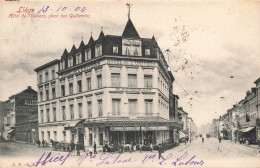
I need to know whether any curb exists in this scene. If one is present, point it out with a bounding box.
[240,144,260,150]
[178,142,190,152]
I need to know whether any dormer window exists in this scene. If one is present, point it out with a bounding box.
[145,48,150,56]
[68,56,73,68]
[76,53,82,64]
[60,60,65,70]
[113,46,118,55]
[85,49,91,61]
[122,39,142,56]
[95,44,102,57]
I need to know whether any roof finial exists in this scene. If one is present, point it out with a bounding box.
[126,3,132,19]
[81,32,83,41]
[101,26,103,31]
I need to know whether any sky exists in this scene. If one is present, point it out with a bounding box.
[0,0,260,127]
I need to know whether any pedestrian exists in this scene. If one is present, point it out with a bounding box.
[218,136,221,143]
[89,146,93,159]
[70,140,75,156]
[37,140,41,148]
[158,144,164,160]
[94,142,97,154]
[202,137,204,143]
[76,141,80,156]
[150,143,153,152]
[42,139,45,147]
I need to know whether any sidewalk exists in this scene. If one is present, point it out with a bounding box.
[223,139,260,149]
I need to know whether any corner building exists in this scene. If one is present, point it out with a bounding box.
[35,18,181,150]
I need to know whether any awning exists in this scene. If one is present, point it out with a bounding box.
[64,119,85,128]
[7,129,14,133]
[241,126,255,133]
[179,131,187,138]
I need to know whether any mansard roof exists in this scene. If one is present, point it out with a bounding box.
[122,19,140,38]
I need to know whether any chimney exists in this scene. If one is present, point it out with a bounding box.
[27,86,32,89]
[246,90,250,97]
[251,87,256,94]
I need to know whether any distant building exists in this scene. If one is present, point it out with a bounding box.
[212,119,220,138]
[178,107,188,132]
[0,101,10,138]
[212,77,260,144]
[3,86,38,143]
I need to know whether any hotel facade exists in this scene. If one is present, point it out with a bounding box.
[34,18,182,150]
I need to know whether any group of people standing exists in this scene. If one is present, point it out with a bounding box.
[36,139,46,147]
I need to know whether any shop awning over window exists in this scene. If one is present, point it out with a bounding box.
[64,119,85,128]
[241,126,255,133]
[179,131,187,138]
[7,129,14,133]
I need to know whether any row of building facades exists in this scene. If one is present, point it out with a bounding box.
[211,77,260,144]
[0,17,197,150]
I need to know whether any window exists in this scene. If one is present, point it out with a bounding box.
[85,49,91,61]
[89,133,92,146]
[98,100,103,116]
[112,99,120,115]
[39,74,42,83]
[47,131,50,142]
[145,48,150,56]
[52,87,56,99]
[69,83,73,95]
[128,74,137,88]
[60,60,65,70]
[87,78,91,91]
[144,75,153,88]
[128,99,137,115]
[145,100,153,114]
[78,103,82,118]
[76,53,82,64]
[95,44,102,57]
[113,46,118,54]
[45,72,49,81]
[63,132,66,142]
[111,73,120,87]
[40,91,43,101]
[87,102,92,118]
[77,80,82,93]
[97,75,102,88]
[52,69,55,80]
[61,85,65,96]
[53,107,56,121]
[46,108,50,122]
[53,131,57,141]
[70,104,74,119]
[46,89,49,101]
[40,110,44,122]
[122,39,141,56]
[62,106,66,120]
[68,56,73,67]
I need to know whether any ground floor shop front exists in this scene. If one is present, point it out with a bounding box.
[38,119,182,152]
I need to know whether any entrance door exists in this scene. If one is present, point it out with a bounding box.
[78,129,84,149]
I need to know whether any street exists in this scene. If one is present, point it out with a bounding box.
[0,138,259,168]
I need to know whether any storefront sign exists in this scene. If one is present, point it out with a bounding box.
[115,87,152,92]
